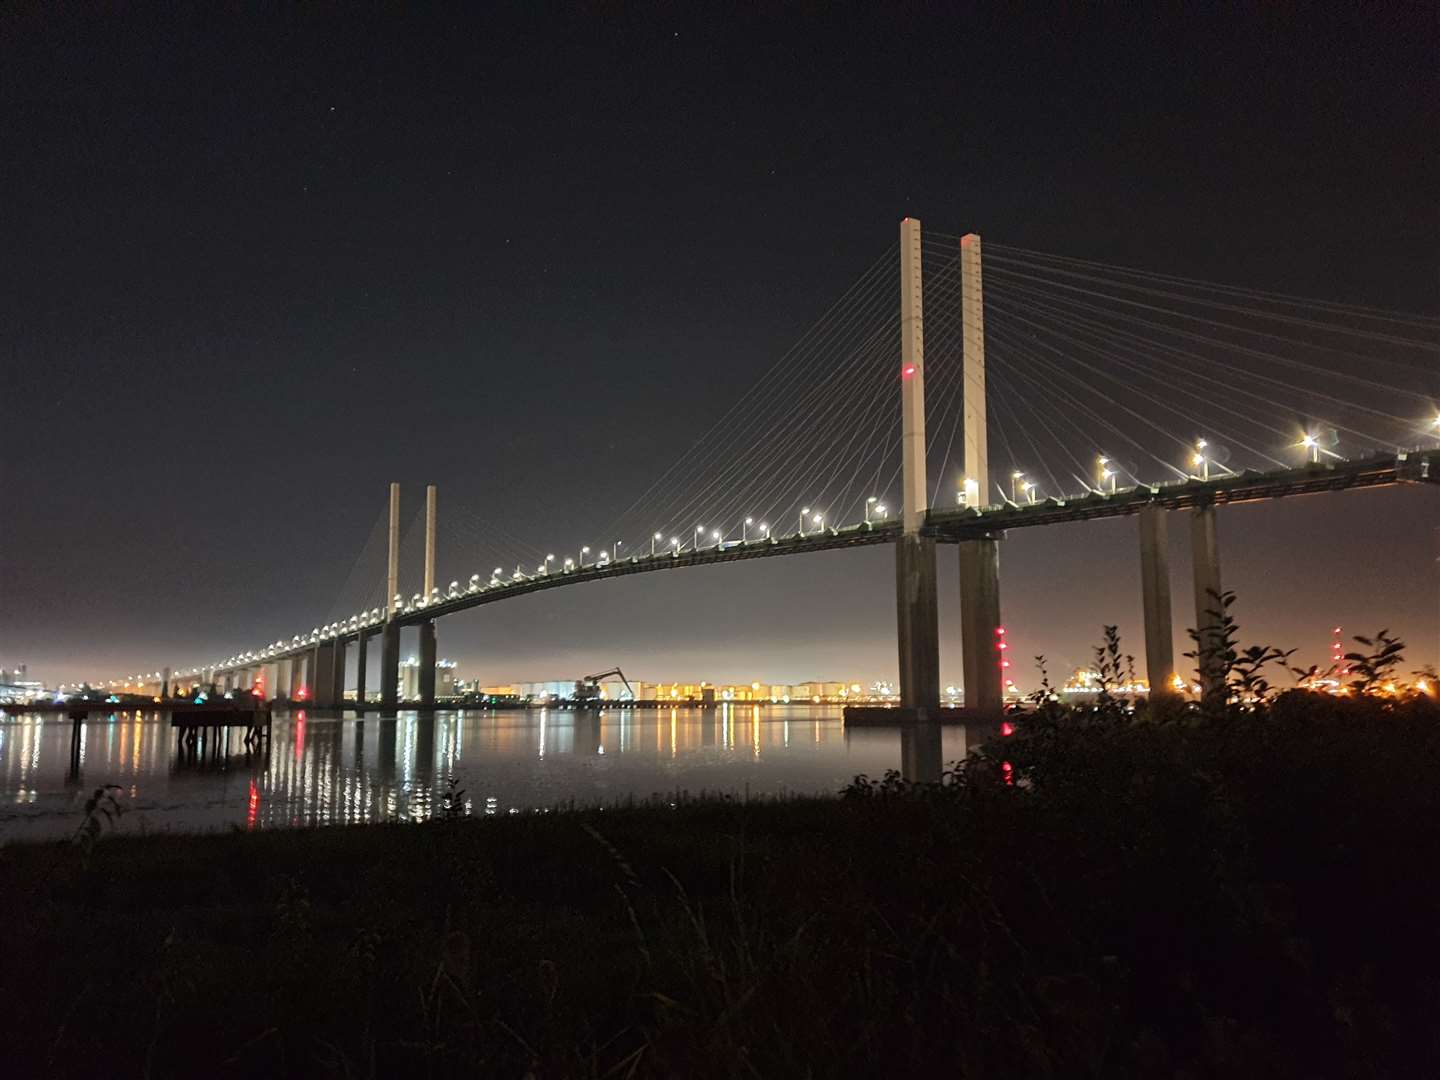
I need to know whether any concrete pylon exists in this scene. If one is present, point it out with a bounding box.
[380,623,400,712]
[418,621,437,708]
[387,482,401,618]
[1138,505,1176,700]
[288,656,305,700]
[311,642,337,708]
[424,485,437,602]
[957,231,1001,714]
[331,638,348,707]
[354,631,369,708]
[894,217,940,716]
[1191,505,1225,704]
[162,666,171,699]
[958,535,1003,713]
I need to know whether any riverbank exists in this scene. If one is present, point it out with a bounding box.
[4,695,1437,1077]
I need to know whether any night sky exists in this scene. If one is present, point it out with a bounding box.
[3,6,1437,689]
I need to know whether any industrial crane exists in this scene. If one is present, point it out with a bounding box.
[574,667,635,706]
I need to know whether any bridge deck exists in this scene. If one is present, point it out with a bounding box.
[204,449,1435,672]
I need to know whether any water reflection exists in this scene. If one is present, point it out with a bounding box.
[0,706,990,842]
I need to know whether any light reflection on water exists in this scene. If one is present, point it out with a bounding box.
[0,706,980,843]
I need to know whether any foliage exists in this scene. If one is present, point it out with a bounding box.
[1184,589,1296,711]
[1345,629,1407,695]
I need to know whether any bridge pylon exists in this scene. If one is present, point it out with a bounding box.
[381,482,402,712]
[895,217,941,716]
[957,232,1003,714]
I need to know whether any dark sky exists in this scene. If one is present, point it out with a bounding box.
[3,5,1437,688]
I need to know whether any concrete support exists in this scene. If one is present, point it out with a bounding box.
[896,536,941,714]
[960,233,988,507]
[418,621,437,708]
[899,722,944,784]
[959,536,1003,714]
[387,482,401,617]
[1138,505,1176,700]
[288,656,305,700]
[1190,505,1226,704]
[895,217,940,715]
[162,666,171,699]
[311,642,338,708]
[331,638,348,707]
[424,484,437,602]
[380,622,400,711]
[354,631,369,707]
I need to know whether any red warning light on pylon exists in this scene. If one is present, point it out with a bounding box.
[902,363,917,379]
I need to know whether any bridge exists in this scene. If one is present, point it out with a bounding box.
[102,221,1439,717]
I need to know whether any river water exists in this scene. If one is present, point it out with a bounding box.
[0,706,984,843]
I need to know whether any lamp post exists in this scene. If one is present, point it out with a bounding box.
[1023,480,1036,504]
[1011,471,1024,502]
[1192,438,1210,481]
[652,532,662,557]
[694,525,704,551]
[800,507,809,537]
[579,545,590,567]
[865,496,877,525]
[759,522,770,541]
[743,516,753,542]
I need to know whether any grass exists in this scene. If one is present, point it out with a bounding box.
[3,692,1439,1077]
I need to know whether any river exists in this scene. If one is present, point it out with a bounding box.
[0,706,985,843]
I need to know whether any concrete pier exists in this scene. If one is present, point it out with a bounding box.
[311,642,338,708]
[330,638,348,707]
[958,536,1003,714]
[289,656,305,700]
[354,631,368,708]
[418,621,437,707]
[895,535,941,714]
[1138,505,1176,700]
[380,623,400,711]
[1190,504,1225,703]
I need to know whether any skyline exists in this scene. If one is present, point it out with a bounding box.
[3,6,1437,687]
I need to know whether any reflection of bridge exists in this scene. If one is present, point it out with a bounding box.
[127,221,1435,716]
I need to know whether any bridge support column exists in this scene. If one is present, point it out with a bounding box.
[959,536,1003,714]
[418,621,437,708]
[1190,505,1225,705]
[332,638,348,707]
[288,656,304,701]
[354,631,369,708]
[1138,505,1176,702]
[162,666,171,699]
[896,537,940,715]
[381,622,400,713]
[310,643,338,708]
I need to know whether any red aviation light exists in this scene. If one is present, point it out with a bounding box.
[902,363,917,379]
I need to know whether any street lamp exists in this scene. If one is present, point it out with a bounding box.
[670,536,681,556]
[743,516,753,542]
[1011,471,1025,502]
[694,525,704,550]
[800,507,810,536]
[875,503,887,518]
[611,540,622,562]
[564,557,575,571]
[759,522,770,541]
[652,531,662,557]
[711,528,722,548]
[865,496,878,525]
[812,511,824,533]
[1022,480,1036,504]
[580,545,590,567]
[1191,438,1211,481]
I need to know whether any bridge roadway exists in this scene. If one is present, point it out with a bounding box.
[209,448,1434,676]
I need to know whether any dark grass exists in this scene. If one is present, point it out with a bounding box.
[3,693,1439,1078]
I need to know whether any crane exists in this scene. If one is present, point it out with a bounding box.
[574,667,635,706]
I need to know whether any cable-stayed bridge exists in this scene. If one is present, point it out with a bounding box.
[125,220,1436,716]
